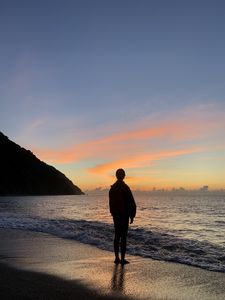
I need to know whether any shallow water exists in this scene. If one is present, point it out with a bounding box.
[1,193,225,272]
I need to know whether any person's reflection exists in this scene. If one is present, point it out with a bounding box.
[111,264,126,294]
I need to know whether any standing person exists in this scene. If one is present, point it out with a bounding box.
[109,169,136,264]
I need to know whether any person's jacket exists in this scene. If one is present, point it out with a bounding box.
[109,180,136,218]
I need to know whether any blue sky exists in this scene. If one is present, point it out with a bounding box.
[1,0,225,189]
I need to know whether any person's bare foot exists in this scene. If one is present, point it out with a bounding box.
[121,259,129,265]
[114,258,121,264]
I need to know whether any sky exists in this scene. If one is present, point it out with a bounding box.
[1,0,225,190]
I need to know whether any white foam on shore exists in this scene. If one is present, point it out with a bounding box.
[1,212,225,273]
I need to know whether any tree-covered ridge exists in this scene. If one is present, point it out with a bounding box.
[0,132,83,195]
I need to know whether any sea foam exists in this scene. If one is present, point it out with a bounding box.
[1,212,225,273]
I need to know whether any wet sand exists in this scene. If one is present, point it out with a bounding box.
[1,229,225,300]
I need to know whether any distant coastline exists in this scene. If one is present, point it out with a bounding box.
[85,187,225,196]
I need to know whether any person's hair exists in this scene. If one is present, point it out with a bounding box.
[116,168,126,180]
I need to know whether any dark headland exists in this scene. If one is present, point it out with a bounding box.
[0,132,83,195]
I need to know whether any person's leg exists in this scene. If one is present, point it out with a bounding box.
[120,234,127,260]
[120,216,129,264]
[114,232,120,262]
[113,215,121,263]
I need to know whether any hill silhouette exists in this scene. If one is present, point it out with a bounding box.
[0,132,83,195]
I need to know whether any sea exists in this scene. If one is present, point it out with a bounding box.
[1,192,225,273]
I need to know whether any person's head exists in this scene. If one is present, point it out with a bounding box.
[116,168,126,181]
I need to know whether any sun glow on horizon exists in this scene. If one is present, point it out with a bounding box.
[28,103,225,191]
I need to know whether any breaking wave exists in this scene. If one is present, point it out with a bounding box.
[1,212,225,273]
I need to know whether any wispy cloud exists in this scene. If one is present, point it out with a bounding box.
[26,100,225,189]
[88,147,204,174]
[33,106,224,162]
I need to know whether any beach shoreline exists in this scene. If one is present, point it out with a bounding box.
[1,229,225,300]
[0,262,129,300]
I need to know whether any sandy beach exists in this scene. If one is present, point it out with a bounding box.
[1,229,225,300]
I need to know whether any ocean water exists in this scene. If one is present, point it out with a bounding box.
[1,193,225,272]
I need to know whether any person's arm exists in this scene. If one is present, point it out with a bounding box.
[126,186,136,223]
[109,188,113,215]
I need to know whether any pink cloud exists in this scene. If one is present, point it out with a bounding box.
[88,146,204,174]
[31,105,225,168]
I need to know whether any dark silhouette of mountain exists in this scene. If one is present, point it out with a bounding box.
[0,132,84,195]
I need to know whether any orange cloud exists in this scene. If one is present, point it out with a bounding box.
[31,109,224,166]
[88,147,204,174]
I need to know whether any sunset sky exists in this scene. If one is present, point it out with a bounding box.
[1,0,225,190]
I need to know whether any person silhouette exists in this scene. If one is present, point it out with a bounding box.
[109,169,136,264]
